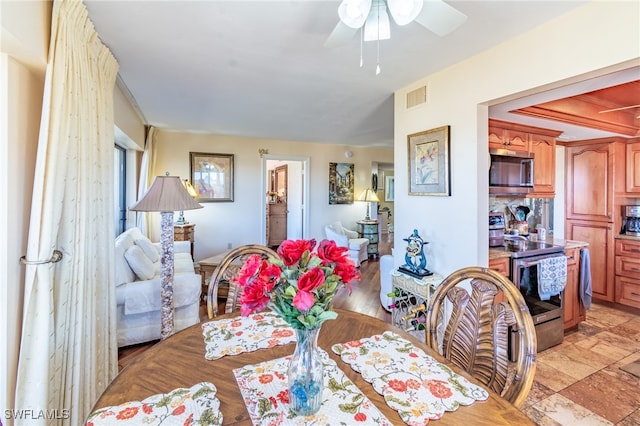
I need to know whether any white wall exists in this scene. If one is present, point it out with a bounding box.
[150,129,393,260]
[393,1,640,276]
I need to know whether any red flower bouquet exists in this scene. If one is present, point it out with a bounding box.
[234,239,360,330]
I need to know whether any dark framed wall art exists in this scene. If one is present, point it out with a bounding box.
[190,152,234,202]
[328,162,354,205]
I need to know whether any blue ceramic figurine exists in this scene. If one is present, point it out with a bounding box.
[399,229,433,278]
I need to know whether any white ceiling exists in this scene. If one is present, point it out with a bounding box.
[84,0,622,148]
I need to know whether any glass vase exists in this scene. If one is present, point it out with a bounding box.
[288,326,324,416]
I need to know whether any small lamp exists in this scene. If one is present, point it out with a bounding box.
[358,188,380,220]
[176,179,198,225]
[130,173,203,339]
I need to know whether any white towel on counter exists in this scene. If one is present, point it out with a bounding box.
[538,255,567,300]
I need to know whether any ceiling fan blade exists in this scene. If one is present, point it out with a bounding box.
[414,0,467,37]
[324,21,359,48]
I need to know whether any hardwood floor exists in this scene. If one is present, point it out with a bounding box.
[118,232,394,370]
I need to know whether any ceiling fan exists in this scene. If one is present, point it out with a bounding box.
[325,0,467,48]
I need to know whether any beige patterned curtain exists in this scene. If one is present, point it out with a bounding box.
[136,126,157,237]
[15,0,119,424]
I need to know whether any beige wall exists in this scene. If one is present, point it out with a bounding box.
[1,1,50,418]
[393,1,640,276]
[151,130,394,260]
[0,55,45,422]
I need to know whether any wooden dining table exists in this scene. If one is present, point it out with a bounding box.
[94,309,535,425]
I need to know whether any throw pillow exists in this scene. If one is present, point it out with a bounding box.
[135,237,160,263]
[124,245,156,281]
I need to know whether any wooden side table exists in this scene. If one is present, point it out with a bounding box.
[197,251,231,303]
[174,223,195,259]
[357,219,379,258]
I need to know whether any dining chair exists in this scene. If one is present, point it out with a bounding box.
[206,244,278,319]
[425,266,536,409]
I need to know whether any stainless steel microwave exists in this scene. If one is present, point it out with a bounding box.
[489,149,534,195]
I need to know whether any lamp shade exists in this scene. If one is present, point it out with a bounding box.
[358,188,380,202]
[131,175,203,212]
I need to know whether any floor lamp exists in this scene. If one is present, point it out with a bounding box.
[130,173,203,339]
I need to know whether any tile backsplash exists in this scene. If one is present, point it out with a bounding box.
[489,196,554,234]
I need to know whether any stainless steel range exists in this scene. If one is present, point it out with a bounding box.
[505,237,566,356]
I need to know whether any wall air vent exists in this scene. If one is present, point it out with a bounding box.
[406,85,427,109]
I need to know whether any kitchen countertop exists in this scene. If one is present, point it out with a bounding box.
[489,236,588,259]
[615,234,640,241]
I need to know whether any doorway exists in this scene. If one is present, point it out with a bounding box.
[262,155,310,246]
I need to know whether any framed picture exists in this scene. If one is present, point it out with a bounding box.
[190,152,234,202]
[407,126,451,196]
[385,175,395,201]
[328,162,354,204]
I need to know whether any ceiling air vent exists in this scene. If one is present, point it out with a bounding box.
[406,85,427,109]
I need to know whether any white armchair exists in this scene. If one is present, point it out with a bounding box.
[324,221,369,267]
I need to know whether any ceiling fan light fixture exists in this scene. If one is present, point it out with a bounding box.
[387,0,423,26]
[338,0,372,29]
[363,0,390,41]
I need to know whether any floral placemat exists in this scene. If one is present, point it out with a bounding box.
[86,382,222,425]
[201,312,296,360]
[233,350,393,425]
[332,331,489,425]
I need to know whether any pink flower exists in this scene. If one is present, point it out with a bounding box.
[297,267,325,292]
[235,254,263,287]
[278,239,316,266]
[293,290,315,311]
[333,260,359,292]
[317,240,348,264]
[239,281,271,316]
[237,238,360,328]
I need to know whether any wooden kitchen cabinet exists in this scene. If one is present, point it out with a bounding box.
[563,247,585,331]
[529,132,559,197]
[488,119,561,197]
[566,219,615,302]
[565,138,627,304]
[489,257,510,277]
[565,139,626,222]
[626,141,640,193]
[488,119,530,152]
[488,256,510,304]
[614,238,640,309]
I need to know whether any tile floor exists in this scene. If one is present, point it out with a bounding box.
[522,302,640,425]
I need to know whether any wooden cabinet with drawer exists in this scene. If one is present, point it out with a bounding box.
[488,256,510,304]
[614,238,640,309]
[488,257,510,278]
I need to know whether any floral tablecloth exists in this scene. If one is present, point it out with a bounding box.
[233,350,393,425]
[332,331,488,425]
[86,382,222,425]
[202,312,296,360]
